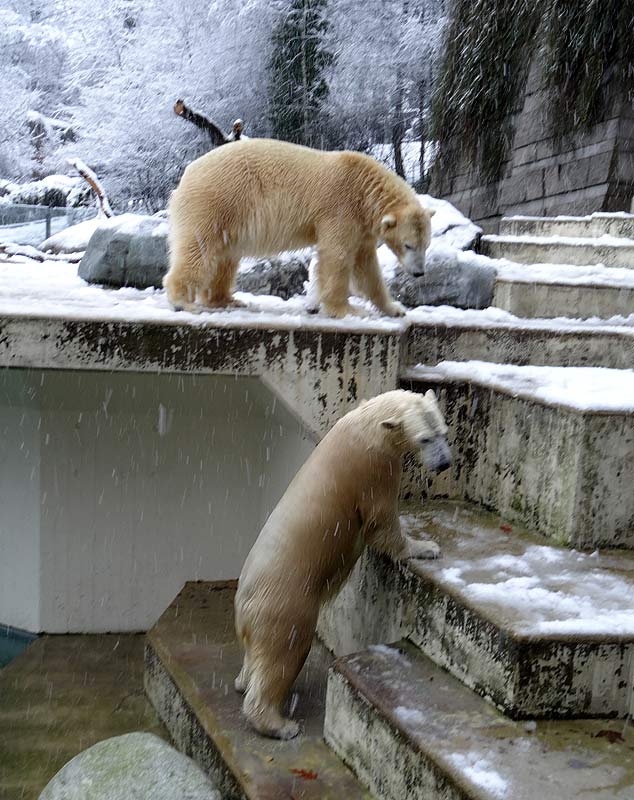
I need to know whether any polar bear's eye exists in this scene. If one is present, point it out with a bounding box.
[404,244,415,251]
[419,436,433,444]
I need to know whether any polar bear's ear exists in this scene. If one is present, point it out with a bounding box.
[380,214,397,234]
[381,418,400,430]
[424,389,437,402]
[425,207,436,217]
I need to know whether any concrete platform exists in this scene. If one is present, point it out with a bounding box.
[325,641,634,800]
[144,581,371,800]
[406,312,634,369]
[402,363,634,550]
[319,501,634,718]
[482,233,634,269]
[500,213,634,240]
[0,634,167,800]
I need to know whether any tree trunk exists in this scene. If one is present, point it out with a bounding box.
[392,71,406,179]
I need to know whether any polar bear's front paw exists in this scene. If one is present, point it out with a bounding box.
[382,300,406,317]
[407,538,441,560]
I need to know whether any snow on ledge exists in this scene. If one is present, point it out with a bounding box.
[407,304,634,335]
[494,260,634,289]
[407,360,634,413]
[483,232,634,247]
[0,258,406,336]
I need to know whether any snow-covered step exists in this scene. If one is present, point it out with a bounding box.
[492,261,634,319]
[500,212,634,240]
[482,233,634,269]
[402,361,634,550]
[319,501,634,719]
[406,306,634,369]
[325,641,634,800]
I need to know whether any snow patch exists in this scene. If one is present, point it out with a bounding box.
[409,360,634,412]
[447,752,509,798]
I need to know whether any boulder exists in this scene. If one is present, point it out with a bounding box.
[386,242,497,310]
[39,732,220,800]
[79,213,310,299]
[78,214,169,288]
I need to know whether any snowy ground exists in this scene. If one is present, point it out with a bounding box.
[0,216,69,247]
[0,256,407,334]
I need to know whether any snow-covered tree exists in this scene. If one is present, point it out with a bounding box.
[267,0,333,147]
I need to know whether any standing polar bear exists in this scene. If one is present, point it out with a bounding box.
[234,389,452,739]
[164,139,434,318]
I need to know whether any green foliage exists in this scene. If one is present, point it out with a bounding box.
[268,0,333,147]
[543,0,634,138]
[431,0,634,181]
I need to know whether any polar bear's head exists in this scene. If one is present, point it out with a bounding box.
[357,389,451,472]
[380,204,434,277]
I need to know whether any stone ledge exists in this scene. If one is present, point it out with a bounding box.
[144,582,371,800]
[482,234,634,268]
[402,371,634,549]
[320,501,634,718]
[325,642,634,800]
[406,315,634,368]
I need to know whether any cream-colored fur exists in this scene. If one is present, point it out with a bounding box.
[234,389,451,739]
[164,139,434,318]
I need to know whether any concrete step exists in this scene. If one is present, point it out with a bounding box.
[406,307,634,368]
[325,641,634,800]
[318,501,634,719]
[401,362,634,550]
[481,233,634,268]
[492,261,634,319]
[144,581,371,800]
[500,213,634,239]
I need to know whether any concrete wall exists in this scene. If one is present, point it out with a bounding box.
[0,369,314,633]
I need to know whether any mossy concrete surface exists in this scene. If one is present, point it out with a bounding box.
[144,581,372,799]
[326,641,634,800]
[0,634,167,800]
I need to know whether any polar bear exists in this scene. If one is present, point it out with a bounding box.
[164,138,434,318]
[234,389,451,739]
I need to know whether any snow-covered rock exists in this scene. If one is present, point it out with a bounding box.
[39,732,220,800]
[41,216,102,254]
[78,214,169,288]
[0,174,91,208]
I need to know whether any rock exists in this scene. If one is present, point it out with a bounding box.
[236,253,310,300]
[39,732,220,800]
[41,217,102,254]
[386,242,497,309]
[78,214,169,289]
[80,213,310,299]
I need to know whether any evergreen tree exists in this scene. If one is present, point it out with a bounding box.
[268,0,333,147]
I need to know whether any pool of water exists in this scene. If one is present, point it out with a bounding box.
[0,626,36,669]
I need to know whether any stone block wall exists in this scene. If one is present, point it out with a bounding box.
[432,61,634,231]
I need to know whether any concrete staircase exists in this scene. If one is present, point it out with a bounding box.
[479,212,634,319]
[144,212,634,799]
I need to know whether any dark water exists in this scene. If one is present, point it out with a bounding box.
[0,626,36,669]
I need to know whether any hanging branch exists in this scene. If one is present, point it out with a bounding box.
[67,157,114,217]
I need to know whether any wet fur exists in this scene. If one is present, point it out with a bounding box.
[234,390,449,738]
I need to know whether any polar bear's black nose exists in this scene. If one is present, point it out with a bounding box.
[435,457,452,474]
[411,269,425,278]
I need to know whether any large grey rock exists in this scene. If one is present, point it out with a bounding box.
[236,254,309,299]
[387,243,497,309]
[78,214,169,288]
[39,732,220,800]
